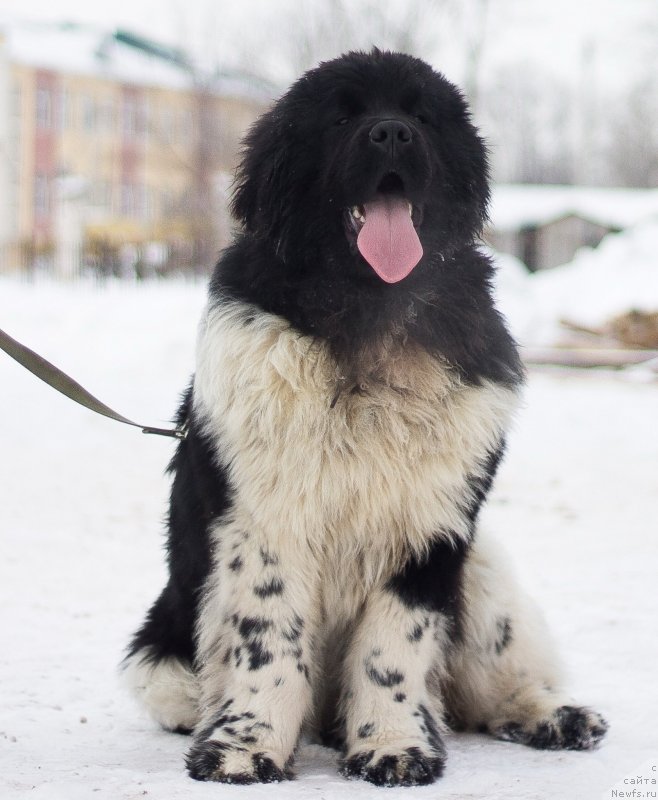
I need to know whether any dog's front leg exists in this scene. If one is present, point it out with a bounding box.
[339,537,469,787]
[186,520,316,783]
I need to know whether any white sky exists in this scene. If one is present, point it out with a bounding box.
[0,0,656,90]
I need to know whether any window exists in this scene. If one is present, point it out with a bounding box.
[36,88,52,129]
[59,89,72,130]
[120,183,147,218]
[161,107,174,142]
[92,181,112,209]
[122,94,146,139]
[178,109,193,143]
[122,97,138,137]
[34,175,50,216]
[82,95,96,131]
[98,99,115,133]
[11,84,21,119]
[120,183,135,216]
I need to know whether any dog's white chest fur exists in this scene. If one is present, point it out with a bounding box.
[194,300,518,595]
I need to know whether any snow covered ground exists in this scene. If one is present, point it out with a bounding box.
[1,238,657,799]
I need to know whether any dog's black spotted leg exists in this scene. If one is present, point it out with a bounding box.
[338,533,475,786]
[188,522,317,783]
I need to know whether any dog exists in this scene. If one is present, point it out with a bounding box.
[122,49,607,786]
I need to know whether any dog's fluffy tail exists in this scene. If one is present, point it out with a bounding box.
[121,648,199,733]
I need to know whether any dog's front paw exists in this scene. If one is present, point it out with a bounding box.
[186,739,292,784]
[340,745,445,787]
[492,705,608,751]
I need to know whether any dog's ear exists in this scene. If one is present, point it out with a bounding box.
[230,106,296,246]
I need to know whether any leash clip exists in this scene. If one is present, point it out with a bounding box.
[141,421,188,440]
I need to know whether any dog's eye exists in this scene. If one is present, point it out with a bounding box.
[335,117,350,126]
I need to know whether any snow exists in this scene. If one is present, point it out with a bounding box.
[4,21,194,91]
[1,238,657,798]
[489,185,658,233]
[2,20,274,101]
[492,220,658,350]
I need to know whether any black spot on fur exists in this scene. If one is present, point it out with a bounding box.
[246,639,274,671]
[259,547,279,566]
[358,723,375,738]
[387,536,469,640]
[394,692,407,703]
[194,706,250,743]
[253,577,284,598]
[495,616,513,655]
[365,661,404,688]
[282,615,304,642]
[417,704,444,754]
[407,623,424,643]
[296,662,310,682]
[228,556,243,572]
[238,616,272,638]
[285,644,303,659]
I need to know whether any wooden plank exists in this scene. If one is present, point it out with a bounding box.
[523,347,658,369]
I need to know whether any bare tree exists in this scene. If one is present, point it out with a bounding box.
[457,0,491,113]
[259,0,452,80]
[481,63,576,185]
[607,78,658,188]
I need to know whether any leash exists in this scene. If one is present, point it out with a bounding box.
[0,327,187,440]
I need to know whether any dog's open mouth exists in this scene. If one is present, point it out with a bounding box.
[344,175,424,283]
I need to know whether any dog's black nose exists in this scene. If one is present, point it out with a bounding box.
[369,120,413,151]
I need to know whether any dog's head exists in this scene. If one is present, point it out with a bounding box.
[231,49,489,284]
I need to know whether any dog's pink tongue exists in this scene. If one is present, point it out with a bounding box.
[357,196,423,283]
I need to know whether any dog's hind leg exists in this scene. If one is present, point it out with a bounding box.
[443,532,608,750]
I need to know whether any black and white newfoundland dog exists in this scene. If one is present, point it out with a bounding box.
[123,50,607,787]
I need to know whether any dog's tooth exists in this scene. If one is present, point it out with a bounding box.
[408,202,413,217]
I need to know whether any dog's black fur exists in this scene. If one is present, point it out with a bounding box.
[125,50,606,786]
